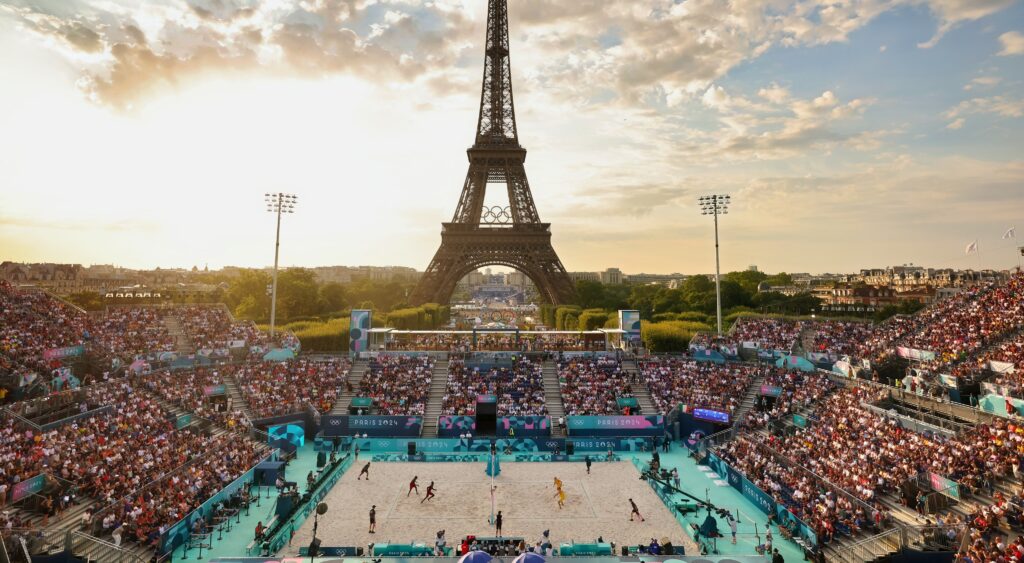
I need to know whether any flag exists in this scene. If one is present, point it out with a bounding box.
[1004,227,1016,240]
[965,240,978,255]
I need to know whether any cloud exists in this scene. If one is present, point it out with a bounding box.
[917,0,1016,48]
[0,0,477,108]
[6,0,1016,111]
[944,96,1024,127]
[998,31,1024,56]
[964,76,1002,90]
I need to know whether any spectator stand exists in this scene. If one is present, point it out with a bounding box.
[369,328,617,353]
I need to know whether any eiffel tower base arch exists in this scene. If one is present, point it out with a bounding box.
[411,223,576,306]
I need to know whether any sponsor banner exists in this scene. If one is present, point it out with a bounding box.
[990,361,1016,374]
[350,397,373,408]
[680,412,718,451]
[938,374,959,389]
[618,310,641,344]
[322,415,423,437]
[792,413,808,428]
[174,413,192,429]
[8,473,46,503]
[209,557,774,563]
[203,384,226,396]
[806,351,836,365]
[268,423,305,448]
[498,415,550,437]
[476,394,497,403]
[741,341,758,349]
[739,473,776,515]
[436,415,475,437]
[759,384,783,397]
[983,382,1019,397]
[346,436,652,454]
[616,397,639,408]
[39,405,112,432]
[897,346,937,362]
[979,393,1024,418]
[43,345,85,361]
[832,360,853,377]
[928,472,962,500]
[688,346,726,364]
[776,355,816,372]
[565,415,664,437]
[692,408,730,425]
[348,309,371,357]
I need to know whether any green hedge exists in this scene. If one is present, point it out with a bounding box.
[292,318,350,352]
[640,320,713,352]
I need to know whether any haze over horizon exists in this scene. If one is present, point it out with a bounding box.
[1,0,1022,275]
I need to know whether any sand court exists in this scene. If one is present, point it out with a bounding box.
[287,461,697,556]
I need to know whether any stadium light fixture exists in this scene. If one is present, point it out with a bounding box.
[265,192,298,340]
[699,194,731,336]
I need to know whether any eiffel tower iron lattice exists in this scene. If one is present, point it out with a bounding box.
[410,0,575,306]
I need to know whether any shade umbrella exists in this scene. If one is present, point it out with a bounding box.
[459,551,493,563]
[513,552,545,563]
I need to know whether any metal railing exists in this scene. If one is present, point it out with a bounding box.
[69,531,150,563]
[829,527,903,563]
[695,427,735,456]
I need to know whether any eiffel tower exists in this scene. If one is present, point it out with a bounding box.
[411,0,575,305]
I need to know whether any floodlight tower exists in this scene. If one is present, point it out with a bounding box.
[699,194,730,336]
[265,192,298,340]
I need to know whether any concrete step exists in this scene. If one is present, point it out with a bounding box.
[422,359,450,438]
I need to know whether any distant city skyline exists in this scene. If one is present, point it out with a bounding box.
[1,1,1022,274]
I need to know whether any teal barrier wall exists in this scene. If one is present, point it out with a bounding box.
[160,453,273,554]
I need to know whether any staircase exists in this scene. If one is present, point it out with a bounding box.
[542,360,566,437]
[421,359,450,438]
[623,358,657,414]
[731,373,767,428]
[162,313,193,356]
[332,358,368,415]
[223,373,254,421]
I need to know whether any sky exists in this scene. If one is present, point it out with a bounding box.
[0,0,1022,276]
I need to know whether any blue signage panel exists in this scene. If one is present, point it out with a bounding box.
[565,415,664,437]
[498,415,550,437]
[322,415,423,437]
[692,408,730,424]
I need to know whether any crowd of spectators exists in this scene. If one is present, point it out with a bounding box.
[441,357,546,416]
[743,369,837,430]
[952,332,1024,384]
[718,436,886,544]
[90,307,175,358]
[237,359,349,418]
[730,318,802,352]
[1,281,90,377]
[93,431,264,548]
[639,359,760,417]
[356,355,434,415]
[804,321,876,357]
[177,306,268,351]
[775,386,1023,505]
[142,367,252,432]
[557,357,634,415]
[856,273,1024,370]
[901,273,1024,369]
[0,378,264,545]
[957,495,1024,562]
